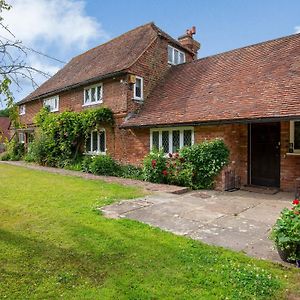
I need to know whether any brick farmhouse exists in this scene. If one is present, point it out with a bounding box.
[17,23,300,191]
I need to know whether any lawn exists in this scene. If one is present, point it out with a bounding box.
[0,164,299,299]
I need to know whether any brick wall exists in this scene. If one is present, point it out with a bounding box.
[194,124,248,190]
[280,121,300,191]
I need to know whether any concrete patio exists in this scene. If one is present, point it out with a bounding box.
[101,189,293,263]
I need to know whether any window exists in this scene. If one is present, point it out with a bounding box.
[19,104,26,115]
[168,45,186,65]
[44,96,59,112]
[150,127,194,154]
[133,76,143,101]
[85,129,106,154]
[83,83,103,106]
[18,132,25,144]
[290,121,300,153]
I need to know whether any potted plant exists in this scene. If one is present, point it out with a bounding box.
[271,199,300,266]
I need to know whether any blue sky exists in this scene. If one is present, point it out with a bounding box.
[0,0,299,108]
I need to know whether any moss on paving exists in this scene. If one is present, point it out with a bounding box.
[0,164,299,299]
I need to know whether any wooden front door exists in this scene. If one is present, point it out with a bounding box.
[249,122,280,187]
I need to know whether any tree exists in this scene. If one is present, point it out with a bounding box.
[0,0,50,127]
[0,107,9,117]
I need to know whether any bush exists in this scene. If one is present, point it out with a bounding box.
[142,139,229,189]
[89,155,120,176]
[270,199,300,261]
[118,164,143,180]
[180,139,229,189]
[24,134,52,165]
[143,149,167,183]
[0,139,25,161]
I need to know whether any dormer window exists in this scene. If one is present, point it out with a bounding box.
[83,83,103,106]
[168,45,185,65]
[133,76,143,101]
[44,96,59,112]
[19,104,26,115]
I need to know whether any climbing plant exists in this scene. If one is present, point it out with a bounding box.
[28,107,114,167]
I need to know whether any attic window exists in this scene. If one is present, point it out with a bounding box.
[83,83,103,106]
[133,76,143,101]
[19,104,26,115]
[44,96,59,112]
[168,45,185,65]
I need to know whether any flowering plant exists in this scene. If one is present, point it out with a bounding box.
[271,199,300,261]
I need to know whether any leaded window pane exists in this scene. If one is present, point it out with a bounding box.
[92,132,98,151]
[294,122,300,149]
[174,49,179,65]
[172,130,180,152]
[85,89,90,103]
[152,131,159,150]
[99,131,105,152]
[162,131,169,153]
[168,46,173,63]
[183,130,192,147]
[179,52,185,64]
[97,86,102,101]
[91,87,96,102]
[86,134,91,152]
[135,78,141,98]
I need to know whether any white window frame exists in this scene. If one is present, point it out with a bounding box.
[150,127,194,153]
[133,76,143,101]
[168,45,186,65]
[290,121,300,153]
[18,132,25,144]
[43,95,59,112]
[85,129,106,155]
[19,104,26,115]
[83,83,103,107]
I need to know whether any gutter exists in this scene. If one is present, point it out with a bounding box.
[18,70,128,105]
[120,115,300,129]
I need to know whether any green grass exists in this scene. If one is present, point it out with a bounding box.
[0,164,299,300]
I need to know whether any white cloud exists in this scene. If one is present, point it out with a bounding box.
[2,0,109,51]
[0,0,109,104]
[295,26,300,33]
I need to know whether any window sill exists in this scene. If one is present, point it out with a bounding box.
[286,153,300,156]
[82,101,103,107]
[132,97,144,102]
[84,152,106,156]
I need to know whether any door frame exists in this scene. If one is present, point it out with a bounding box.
[248,122,281,187]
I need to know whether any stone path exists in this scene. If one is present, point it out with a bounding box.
[101,189,293,263]
[0,161,188,194]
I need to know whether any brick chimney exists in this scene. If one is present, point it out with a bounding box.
[178,26,200,59]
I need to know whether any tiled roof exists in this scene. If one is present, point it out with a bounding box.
[0,117,10,140]
[20,22,190,104]
[123,33,300,127]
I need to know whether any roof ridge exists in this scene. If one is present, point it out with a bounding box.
[71,22,156,62]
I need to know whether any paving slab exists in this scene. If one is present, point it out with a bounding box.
[101,189,293,263]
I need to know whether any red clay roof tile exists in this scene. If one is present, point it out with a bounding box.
[123,33,300,127]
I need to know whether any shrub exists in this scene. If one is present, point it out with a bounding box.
[270,199,300,261]
[118,164,143,180]
[89,155,120,176]
[143,149,167,183]
[180,139,229,189]
[166,153,194,187]
[1,139,25,161]
[24,134,52,166]
[142,139,229,189]
[81,156,93,173]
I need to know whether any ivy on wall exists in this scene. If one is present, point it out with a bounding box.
[30,107,114,167]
